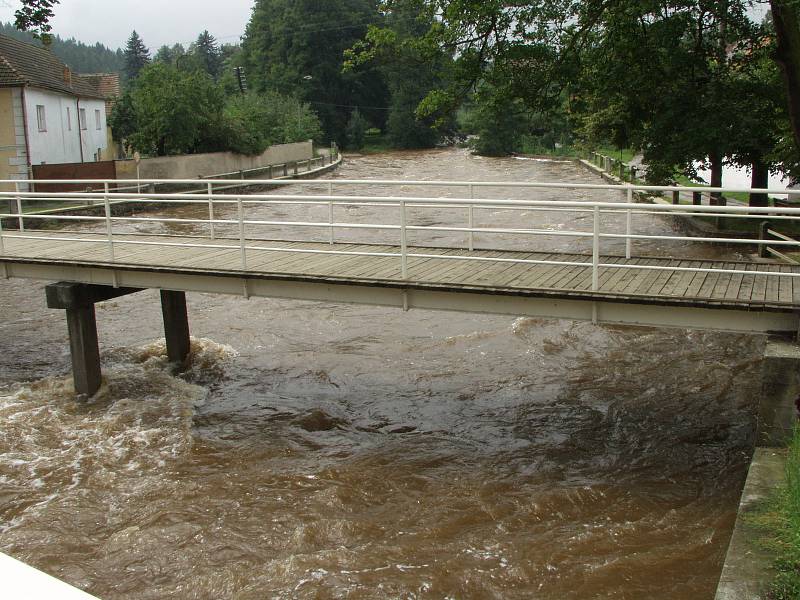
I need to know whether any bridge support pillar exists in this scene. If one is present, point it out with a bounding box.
[160,290,190,366]
[65,305,101,399]
[46,282,143,399]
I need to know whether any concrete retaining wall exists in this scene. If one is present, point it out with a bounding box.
[114,141,314,180]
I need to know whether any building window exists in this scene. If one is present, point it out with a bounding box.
[79,108,87,130]
[36,105,46,132]
[95,109,101,130]
[66,106,71,131]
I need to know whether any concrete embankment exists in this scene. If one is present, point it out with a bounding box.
[715,337,799,599]
[2,152,343,228]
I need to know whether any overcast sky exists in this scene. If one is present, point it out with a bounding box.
[0,0,256,49]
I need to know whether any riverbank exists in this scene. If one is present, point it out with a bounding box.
[0,152,343,230]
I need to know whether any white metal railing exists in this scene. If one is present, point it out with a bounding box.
[1,178,799,294]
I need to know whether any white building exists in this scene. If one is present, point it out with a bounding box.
[0,35,118,189]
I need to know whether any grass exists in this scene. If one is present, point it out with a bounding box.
[749,427,800,599]
[595,146,637,163]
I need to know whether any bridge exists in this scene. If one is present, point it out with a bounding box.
[1,177,800,397]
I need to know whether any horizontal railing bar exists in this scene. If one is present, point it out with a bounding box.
[5,177,797,195]
[4,191,800,215]
[599,232,800,246]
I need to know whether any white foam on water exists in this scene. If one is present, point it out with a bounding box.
[0,337,236,538]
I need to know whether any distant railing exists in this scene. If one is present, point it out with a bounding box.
[1,178,800,291]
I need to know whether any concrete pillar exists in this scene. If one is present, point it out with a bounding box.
[160,290,190,365]
[46,282,143,398]
[65,305,102,397]
[758,338,800,447]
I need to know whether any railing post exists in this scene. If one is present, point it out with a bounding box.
[400,200,408,279]
[237,196,247,269]
[592,205,600,291]
[207,182,215,240]
[672,190,680,205]
[626,186,633,259]
[15,182,23,231]
[103,182,114,262]
[758,221,770,258]
[328,182,334,245]
[268,165,273,180]
[468,184,474,252]
[693,191,702,205]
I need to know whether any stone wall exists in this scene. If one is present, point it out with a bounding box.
[114,140,314,181]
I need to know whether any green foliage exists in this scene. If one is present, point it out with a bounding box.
[110,63,322,157]
[0,22,124,73]
[194,30,222,80]
[111,63,227,156]
[241,0,389,144]
[749,428,800,599]
[224,92,322,155]
[123,30,150,82]
[347,0,452,149]
[13,0,58,42]
[462,85,524,156]
[345,109,367,150]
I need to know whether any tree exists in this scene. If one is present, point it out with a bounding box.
[123,30,151,81]
[345,108,367,150]
[14,0,58,41]
[225,91,322,155]
[347,0,453,149]
[771,0,800,157]
[111,63,228,156]
[194,30,222,79]
[241,0,389,144]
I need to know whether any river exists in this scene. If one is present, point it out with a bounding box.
[0,148,761,599]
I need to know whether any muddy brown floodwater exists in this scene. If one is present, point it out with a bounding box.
[0,148,762,599]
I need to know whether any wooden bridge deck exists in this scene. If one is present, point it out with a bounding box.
[2,231,799,313]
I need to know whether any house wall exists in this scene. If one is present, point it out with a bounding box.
[23,88,107,167]
[0,88,30,192]
[114,141,314,180]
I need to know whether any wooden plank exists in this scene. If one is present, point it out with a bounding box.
[697,262,723,300]
[521,253,591,290]
[599,258,640,293]
[628,258,668,295]
[764,263,781,304]
[778,265,794,304]
[750,266,769,303]
[710,263,737,300]
[659,261,698,298]
[502,253,573,289]
[736,263,758,302]
[461,252,548,287]
[723,263,747,302]
[683,261,712,299]
[424,250,508,285]
[572,256,625,292]
[605,258,645,294]
[255,243,372,275]
[618,258,657,295]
